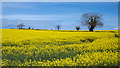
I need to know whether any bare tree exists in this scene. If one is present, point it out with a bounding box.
[76,26,80,30]
[81,12,103,31]
[56,25,61,30]
[17,23,24,29]
[28,27,31,29]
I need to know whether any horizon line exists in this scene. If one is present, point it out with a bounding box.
[0,28,119,30]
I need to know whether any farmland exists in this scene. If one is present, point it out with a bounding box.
[1,29,119,66]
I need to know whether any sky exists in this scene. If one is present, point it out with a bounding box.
[2,0,119,2]
[2,2,118,30]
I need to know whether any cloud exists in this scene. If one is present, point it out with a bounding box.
[3,15,58,20]
[2,14,82,25]
[2,14,82,29]
[2,19,64,29]
[114,26,120,30]
[2,18,118,30]
[2,19,82,30]
[2,2,35,9]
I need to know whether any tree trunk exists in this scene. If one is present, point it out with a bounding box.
[89,26,94,32]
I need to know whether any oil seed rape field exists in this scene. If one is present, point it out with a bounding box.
[1,29,119,66]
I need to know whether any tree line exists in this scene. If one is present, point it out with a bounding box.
[17,12,103,32]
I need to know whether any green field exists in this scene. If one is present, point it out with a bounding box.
[1,29,119,66]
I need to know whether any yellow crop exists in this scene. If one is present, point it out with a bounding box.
[1,29,119,66]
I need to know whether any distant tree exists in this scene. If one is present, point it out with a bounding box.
[56,25,61,30]
[32,28,34,29]
[17,23,24,29]
[81,12,103,31]
[28,27,31,29]
[76,26,80,30]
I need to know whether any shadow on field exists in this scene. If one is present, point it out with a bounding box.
[2,38,96,47]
